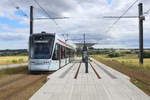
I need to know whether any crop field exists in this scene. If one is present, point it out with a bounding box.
[92,54,150,95]
[0,56,28,66]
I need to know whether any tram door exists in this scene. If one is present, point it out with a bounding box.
[52,44,59,69]
[58,45,61,68]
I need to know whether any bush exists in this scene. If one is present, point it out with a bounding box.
[18,58,24,63]
[89,50,112,55]
[108,52,123,58]
[12,60,17,63]
[143,51,150,58]
[123,51,132,54]
[0,49,28,56]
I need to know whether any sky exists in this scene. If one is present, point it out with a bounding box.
[0,0,150,49]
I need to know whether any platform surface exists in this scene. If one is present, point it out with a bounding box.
[29,58,150,100]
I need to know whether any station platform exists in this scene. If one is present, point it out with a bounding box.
[29,58,150,100]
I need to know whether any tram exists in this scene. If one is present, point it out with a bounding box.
[28,32,76,71]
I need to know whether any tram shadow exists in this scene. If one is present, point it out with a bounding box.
[28,71,54,75]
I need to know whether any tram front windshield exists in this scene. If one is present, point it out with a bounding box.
[31,35,54,59]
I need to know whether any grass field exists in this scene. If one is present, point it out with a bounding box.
[0,56,28,66]
[96,54,150,69]
[92,54,150,96]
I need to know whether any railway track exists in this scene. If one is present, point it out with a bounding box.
[74,62,81,79]
[89,61,101,79]
[3,75,46,100]
[0,74,29,88]
[74,61,101,79]
[0,71,49,100]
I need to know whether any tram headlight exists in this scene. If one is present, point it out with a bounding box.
[30,61,36,64]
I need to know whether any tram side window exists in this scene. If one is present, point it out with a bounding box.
[71,50,75,57]
[70,50,73,57]
[64,47,66,58]
[52,44,59,60]
[73,50,74,57]
[65,48,69,58]
[68,49,71,57]
[69,49,72,57]
[61,46,65,59]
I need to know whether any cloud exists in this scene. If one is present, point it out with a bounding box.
[0,0,150,49]
[0,34,25,41]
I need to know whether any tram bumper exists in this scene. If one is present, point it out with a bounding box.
[29,59,51,71]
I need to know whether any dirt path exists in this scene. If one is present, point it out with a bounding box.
[0,70,50,100]
[0,63,27,70]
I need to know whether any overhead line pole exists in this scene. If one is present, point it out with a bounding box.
[30,6,33,35]
[84,33,86,46]
[29,6,33,59]
[103,3,145,64]
[138,3,145,64]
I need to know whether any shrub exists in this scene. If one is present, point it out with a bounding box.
[89,50,112,55]
[143,51,150,58]
[108,52,123,58]
[12,60,17,63]
[18,58,24,63]
[123,51,132,54]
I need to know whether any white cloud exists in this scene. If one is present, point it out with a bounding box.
[0,0,150,49]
